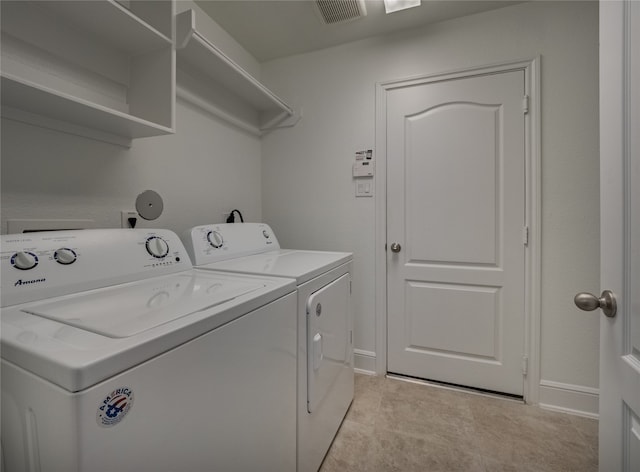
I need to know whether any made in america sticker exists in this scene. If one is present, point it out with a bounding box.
[96,387,134,427]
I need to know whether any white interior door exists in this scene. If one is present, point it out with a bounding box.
[594,1,640,470]
[386,69,526,396]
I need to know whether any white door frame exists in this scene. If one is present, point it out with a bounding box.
[374,58,541,403]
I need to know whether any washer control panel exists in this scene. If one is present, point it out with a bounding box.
[182,223,280,266]
[1,229,190,307]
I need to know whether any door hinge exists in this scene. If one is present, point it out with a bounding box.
[523,226,529,246]
[522,95,530,114]
[522,356,529,376]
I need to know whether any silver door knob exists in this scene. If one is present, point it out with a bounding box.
[390,243,401,253]
[574,290,617,318]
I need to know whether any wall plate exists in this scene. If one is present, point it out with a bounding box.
[355,179,374,197]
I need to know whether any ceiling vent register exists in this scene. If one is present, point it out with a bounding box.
[314,0,368,25]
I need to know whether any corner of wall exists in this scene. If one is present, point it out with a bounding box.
[354,349,377,374]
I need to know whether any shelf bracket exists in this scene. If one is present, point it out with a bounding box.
[260,108,303,134]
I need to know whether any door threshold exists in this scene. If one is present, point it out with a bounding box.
[386,373,524,403]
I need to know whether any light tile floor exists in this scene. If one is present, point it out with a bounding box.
[320,374,598,472]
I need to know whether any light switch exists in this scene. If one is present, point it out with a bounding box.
[355,178,374,197]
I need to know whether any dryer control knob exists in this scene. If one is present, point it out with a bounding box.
[54,248,77,265]
[146,236,169,259]
[12,251,38,270]
[207,231,224,249]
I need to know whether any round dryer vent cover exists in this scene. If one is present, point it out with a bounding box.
[135,190,164,221]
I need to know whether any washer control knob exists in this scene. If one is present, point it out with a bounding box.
[207,231,224,249]
[54,248,77,265]
[12,251,38,270]
[146,236,169,259]
[263,230,270,239]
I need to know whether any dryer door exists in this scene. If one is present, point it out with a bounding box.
[306,273,351,413]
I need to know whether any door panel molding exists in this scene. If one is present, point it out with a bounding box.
[405,101,501,266]
[374,58,541,403]
[404,280,502,360]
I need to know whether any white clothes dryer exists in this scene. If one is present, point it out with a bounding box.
[1,229,297,472]
[183,223,354,472]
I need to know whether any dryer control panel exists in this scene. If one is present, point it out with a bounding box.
[182,223,280,266]
[1,229,190,307]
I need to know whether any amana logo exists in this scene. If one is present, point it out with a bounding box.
[14,278,46,287]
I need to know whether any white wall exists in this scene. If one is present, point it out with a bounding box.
[261,1,600,414]
[1,100,261,234]
[1,1,262,237]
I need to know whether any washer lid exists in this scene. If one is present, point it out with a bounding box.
[1,270,296,392]
[22,272,263,338]
[203,249,352,285]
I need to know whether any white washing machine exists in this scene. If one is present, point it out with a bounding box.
[1,229,297,472]
[183,223,354,472]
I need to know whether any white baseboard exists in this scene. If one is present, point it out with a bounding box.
[538,379,599,419]
[354,349,376,374]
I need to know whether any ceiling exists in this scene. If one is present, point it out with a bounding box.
[195,0,523,63]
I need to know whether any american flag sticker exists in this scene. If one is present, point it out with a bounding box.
[96,387,134,427]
